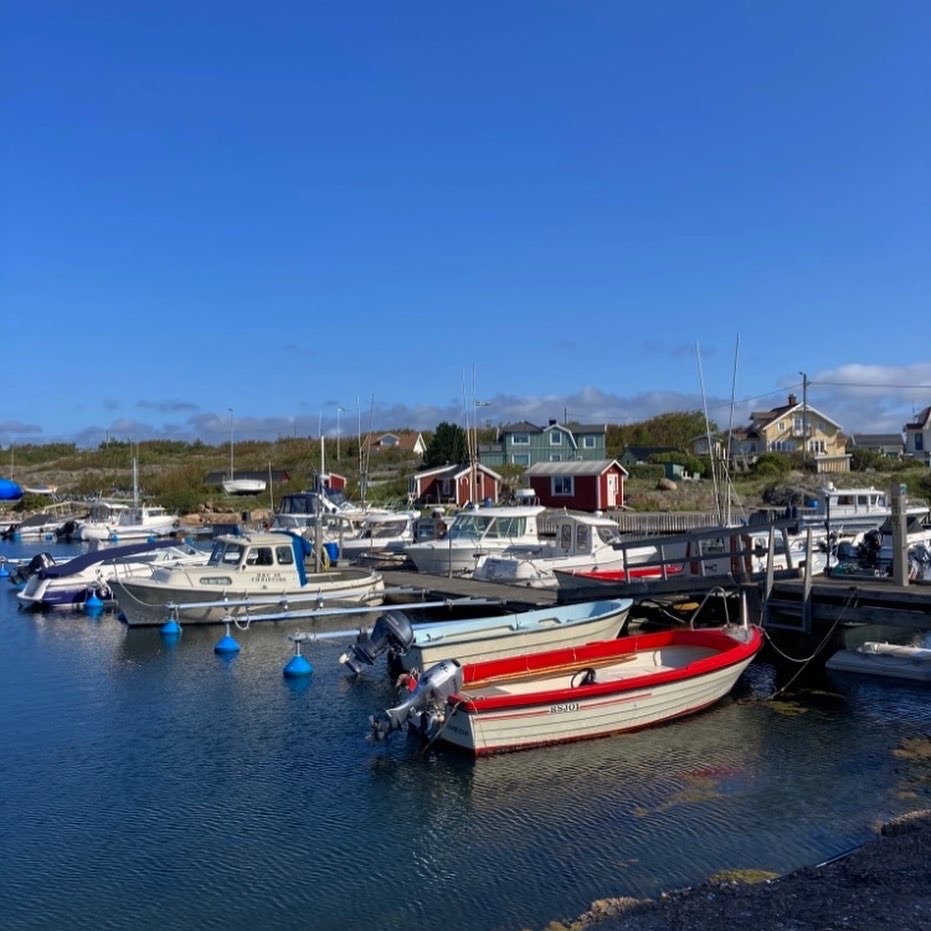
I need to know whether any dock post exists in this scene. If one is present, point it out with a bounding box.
[801,527,813,634]
[891,482,908,586]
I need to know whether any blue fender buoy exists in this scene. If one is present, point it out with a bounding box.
[0,560,9,580]
[84,589,104,617]
[109,532,119,542]
[283,640,313,678]
[215,622,240,655]
[160,618,182,638]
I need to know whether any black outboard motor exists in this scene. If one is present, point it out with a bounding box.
[370,658,464,741]
[339,610,415,675]
[859,529,883,566]
[11,552,55,585]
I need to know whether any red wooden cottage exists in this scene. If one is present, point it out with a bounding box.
[409,463,503,508]
[524,459,626,511]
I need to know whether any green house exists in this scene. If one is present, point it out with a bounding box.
[479,419,607,468]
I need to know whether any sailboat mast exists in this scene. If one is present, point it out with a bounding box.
[228,408,234,481]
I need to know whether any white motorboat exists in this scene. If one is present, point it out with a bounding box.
[80,504,180,542]
[339,597,634,674]
[472,511,653,588]
[335,510,420,561]
[404,504,548,576]
[110,531,385,626]
[797,483,929,535]
[826,641,931,683]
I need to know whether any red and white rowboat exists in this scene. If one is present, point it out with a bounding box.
[370,619,763,756]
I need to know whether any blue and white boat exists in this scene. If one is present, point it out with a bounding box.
[339,597,634,674]
[16,540,208,611]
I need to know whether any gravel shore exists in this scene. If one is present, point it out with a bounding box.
[550,809,931,931]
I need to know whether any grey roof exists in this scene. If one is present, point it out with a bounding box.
[849,433,904,447]
[524,459,626,477]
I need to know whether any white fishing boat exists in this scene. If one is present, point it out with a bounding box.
[338,597,634,674]
[472,511,655,588]
[404,503,548,576]
[825,641,931,683]
[110,530,385,626]
[797,483,929,535]
[369,615,763,756]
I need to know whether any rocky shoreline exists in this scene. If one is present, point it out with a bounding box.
[550,809,931,931]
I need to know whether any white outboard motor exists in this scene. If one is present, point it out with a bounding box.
[370,658,463,741]
[339,610,415,674]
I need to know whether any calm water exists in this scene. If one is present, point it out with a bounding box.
[1,540,929,931]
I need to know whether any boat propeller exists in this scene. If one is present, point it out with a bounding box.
[339,610,415,674]
[369,658,463,741]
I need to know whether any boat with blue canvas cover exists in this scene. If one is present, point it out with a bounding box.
[16,539,208,610]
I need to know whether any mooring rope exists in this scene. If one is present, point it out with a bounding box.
[764,586,860,700]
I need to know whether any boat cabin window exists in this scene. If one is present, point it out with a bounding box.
[245,547,274,566]
[576,524,590,552]
[276,545,294,565]
[449,514,494,539]
[371,519,407,539]
[485,516,527,539]
[559,523,572,550]
[596,524,623,545]
[209,541,246,566]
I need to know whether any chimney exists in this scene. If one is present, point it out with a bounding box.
[787,393,797,406]
[548,419,557,426]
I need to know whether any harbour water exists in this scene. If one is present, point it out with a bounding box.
[1,540,929,931]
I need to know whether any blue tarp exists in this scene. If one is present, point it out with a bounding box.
[0,478,23,500]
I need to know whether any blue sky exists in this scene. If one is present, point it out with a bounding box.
[3,1,930,449]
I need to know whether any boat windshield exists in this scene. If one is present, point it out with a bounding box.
[596,525,624,544]
[367,519,409,539]
[208,541,246,566]
[450,513,529,540]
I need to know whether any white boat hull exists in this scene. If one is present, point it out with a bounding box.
[443,649,756,754]
[826,642,931,682]
[223,479,267,495]
[112,569,385,626]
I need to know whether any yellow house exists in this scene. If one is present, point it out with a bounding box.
[749,393,849,473]
[691,393,850,473]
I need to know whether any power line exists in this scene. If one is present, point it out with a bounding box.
[810,381,931,390]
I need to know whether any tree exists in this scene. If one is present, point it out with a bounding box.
[423,422,469,468]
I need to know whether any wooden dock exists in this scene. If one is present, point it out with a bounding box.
[370,516,931,641]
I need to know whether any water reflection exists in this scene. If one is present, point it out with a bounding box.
[3,548,931,931]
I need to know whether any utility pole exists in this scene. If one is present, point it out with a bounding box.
[799,371,809,466]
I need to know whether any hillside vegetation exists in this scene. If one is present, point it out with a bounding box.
[3,429,930,520]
